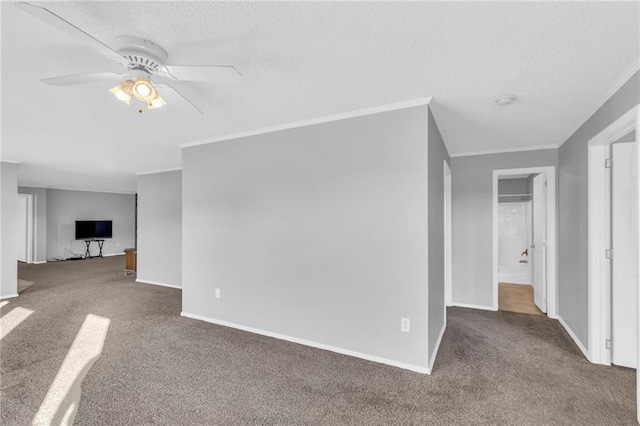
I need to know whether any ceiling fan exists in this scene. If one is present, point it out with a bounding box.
[16,2,242,114]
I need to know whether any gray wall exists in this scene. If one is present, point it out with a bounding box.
[619,129,636,143]
[46,189,135,260]
[18,186,47,263]
[1,162,18,297]
[183,105,430,369]
[137,170,182,287]
[451,149,558,307]
[498,178,529,195]
[499,177,532,203]
[427,107,450,363]
[558,70,640,348]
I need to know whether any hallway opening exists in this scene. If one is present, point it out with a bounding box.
[492,166,557,318]
[496,174,546,316]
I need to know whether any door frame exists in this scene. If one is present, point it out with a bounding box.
[17,193,34,263]
[444,160,453,308]
[587,105,639,366]
[492,166,557,317]
[610,141,637,368]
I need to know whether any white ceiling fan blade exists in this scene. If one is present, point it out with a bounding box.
[156,83,203,115]
[42,72,125,86]
[157,65,241,83]
[16,2,129,68]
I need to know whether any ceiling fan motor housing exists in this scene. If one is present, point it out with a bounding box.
[115,36,168,73]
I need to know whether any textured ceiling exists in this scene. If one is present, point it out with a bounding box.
[2,1,638,192]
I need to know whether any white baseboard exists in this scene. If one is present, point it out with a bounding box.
[451,302,497,311]
[0,294,19,300]
[428,322,447,373]
[30,261,47,264]
[180,311,429,374]
[557,315,589,360]
[103,252,125,257]
[136,279,181,290]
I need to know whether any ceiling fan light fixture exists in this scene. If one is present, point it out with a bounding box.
[109,80,134,105]
[110,76,167,110]
[132,77,157,102]
[148,96,167,110]
[134,81,152,98]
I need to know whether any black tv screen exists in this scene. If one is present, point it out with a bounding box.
[75,221,113,240]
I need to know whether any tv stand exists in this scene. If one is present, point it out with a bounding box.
[83,239,105,259]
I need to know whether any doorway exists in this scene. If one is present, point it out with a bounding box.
[492,167,557,318]
[587,105,639,367]
[17,193,34,264]
[496,176,534,314]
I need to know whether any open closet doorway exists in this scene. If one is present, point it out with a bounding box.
[492,167,557,318]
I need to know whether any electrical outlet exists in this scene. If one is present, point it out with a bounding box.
[401,318,410,333]
[215,288,221,299]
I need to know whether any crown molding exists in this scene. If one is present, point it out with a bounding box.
[557,59,640,148]
[450,143,560,158]
[44,186,136,195]
[136,167,182,176]
[180,97,432,148]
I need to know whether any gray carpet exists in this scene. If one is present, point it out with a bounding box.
[1,257,636,425]
[17,279,34,294]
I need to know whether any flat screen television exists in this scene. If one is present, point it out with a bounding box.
[75,220,113,240]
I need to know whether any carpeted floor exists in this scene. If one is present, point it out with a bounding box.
[1,257,636,425]
[17,278,34,294]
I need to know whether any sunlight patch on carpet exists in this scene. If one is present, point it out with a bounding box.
[33,314,110,426]
[0,307,33,340]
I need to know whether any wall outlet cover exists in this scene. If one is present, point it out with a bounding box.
[401,318,410,333]
[215,288,221,299]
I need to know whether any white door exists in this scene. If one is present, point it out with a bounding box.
[612,141,638,368]
[532,174,547,313]
[444,161,452,307]
[17,194,28,263]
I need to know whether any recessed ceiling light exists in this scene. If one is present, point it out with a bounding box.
[496,95,516,106]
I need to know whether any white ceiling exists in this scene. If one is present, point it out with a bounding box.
[2,1,638,193]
